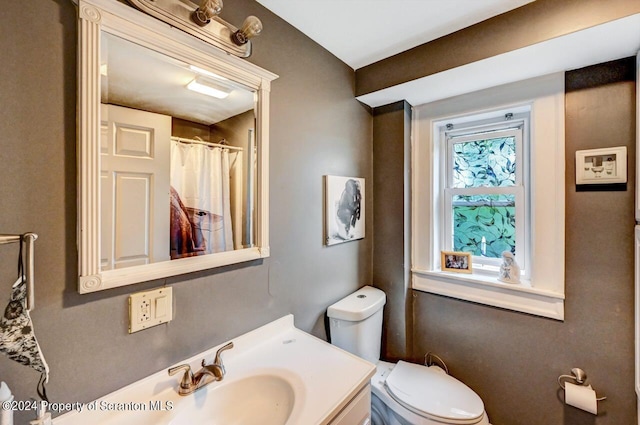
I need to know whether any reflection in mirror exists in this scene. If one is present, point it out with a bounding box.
[100,32,257,270]
[76,0,276,293]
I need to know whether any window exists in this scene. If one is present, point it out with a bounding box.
[412,74,565,320]
[442,114,528,277]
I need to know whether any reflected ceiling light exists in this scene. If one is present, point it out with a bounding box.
[231,16,263,45]
[186,76,231,99]
[189,65,229,81]
[191,0,223,27]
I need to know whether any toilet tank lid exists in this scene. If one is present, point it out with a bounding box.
[327,286,386,321]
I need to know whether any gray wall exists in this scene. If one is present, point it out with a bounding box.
[408,58,637,425]
[1,1,637,425]
[372,101,412,361]
[0,0,372,422]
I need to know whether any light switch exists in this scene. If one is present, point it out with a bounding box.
[129,287,173,333]
[155,296,168,318]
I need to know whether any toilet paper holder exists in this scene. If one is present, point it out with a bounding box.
[557,368,607,401]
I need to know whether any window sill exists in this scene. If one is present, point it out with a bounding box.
[412,268,564,320]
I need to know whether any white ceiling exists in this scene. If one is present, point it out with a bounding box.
[357,13,640,108]
[256,0,535,69]
[103,2,640,114]
[256,1,640,108]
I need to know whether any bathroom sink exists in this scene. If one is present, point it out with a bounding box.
[168,372,298,425]
[54,315,374,425]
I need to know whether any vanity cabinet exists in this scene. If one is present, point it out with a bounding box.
[329,384,372,425]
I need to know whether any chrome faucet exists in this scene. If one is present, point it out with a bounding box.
[168,342,234,396]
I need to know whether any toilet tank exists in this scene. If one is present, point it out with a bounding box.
[327,286,386,364]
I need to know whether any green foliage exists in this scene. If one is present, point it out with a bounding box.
[452,137,516,188]
[450,136,517,258]
[452,202,516,258]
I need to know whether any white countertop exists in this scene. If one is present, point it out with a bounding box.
[53,315,375,425]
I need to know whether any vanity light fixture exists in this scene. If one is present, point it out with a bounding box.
[186,76,231,99]
[191,0,223,27]
[188,0,262,47]
[126,0,261,57]
[231,16,263,45]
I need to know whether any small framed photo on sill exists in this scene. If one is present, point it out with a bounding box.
[575,146,627,185]
[441,251,473,274]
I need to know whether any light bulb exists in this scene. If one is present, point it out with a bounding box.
[232,16,262,45]
[191,0,223,27]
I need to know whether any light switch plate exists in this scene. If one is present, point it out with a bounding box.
[128,287,173,333]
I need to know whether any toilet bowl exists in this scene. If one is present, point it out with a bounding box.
[371,361,489,425]
[327,286,490,425]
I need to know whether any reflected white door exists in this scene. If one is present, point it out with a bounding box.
[100,104,171,270]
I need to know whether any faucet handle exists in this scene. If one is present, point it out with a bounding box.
[213,342,234,374]
[168,364,193,390]
[200,360,225,381]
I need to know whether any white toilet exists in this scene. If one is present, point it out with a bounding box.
[328,286,490,425]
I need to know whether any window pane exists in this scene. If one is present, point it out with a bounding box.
[452,194,515,258]
[452,136,516,188]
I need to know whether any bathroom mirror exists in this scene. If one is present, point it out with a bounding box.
[75,0,277,293]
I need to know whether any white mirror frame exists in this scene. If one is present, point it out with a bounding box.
[75,0,277,293]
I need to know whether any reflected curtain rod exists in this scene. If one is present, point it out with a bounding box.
[171,136,243,151]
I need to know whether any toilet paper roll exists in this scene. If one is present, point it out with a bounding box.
[565,382,597,415]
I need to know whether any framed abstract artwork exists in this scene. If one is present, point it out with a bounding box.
[325,175,365,246]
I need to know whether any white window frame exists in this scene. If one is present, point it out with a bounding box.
[442,118,529,276]
[412,73,565,320]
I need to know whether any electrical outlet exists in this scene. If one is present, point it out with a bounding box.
[129,287,173,333]
[139,299,151,323]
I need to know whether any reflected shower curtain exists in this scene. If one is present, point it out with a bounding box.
[170,141,234,259]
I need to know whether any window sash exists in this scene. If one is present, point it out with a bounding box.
[443,186,525,272]
[442,125,527,275]
[446,127,523,188]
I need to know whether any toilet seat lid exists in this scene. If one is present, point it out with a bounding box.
[384,361,484,424]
